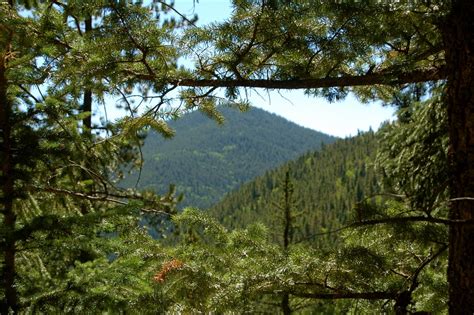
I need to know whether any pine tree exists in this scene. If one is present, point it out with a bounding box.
[168,1,473,311]
[0,1,188,311]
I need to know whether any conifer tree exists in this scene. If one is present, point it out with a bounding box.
[0,1,191,311]
[167,1,473,311]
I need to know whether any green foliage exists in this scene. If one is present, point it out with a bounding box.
[153,200,447,314]
[211,131,379,247]
[159,208,289,313]
[195,96,449,313]
[122,106,336,209]
[377,88,449,217]
[184,1,445,102]
[1,0,188,311]
[1,0,455,313]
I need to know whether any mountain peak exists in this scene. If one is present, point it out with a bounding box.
[123,106,337,209]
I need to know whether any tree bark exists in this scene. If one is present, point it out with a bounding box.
[168,67,445,90]
[281,292,291,315]
[82,16,93,131]
[0,39,19,313]
[443,0,474,313]
[283,171,292,251]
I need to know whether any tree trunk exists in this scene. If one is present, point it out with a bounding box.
[283,171,292,251]
[281,292,291,315]
[0,41,19,313]
[443,0,474,313]
[82,16,93,131]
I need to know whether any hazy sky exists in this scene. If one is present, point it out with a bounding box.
[171,0,395,138]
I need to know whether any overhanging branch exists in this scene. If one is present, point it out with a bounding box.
[355,215,474,226]
[29,186,173,216]
[169,67,446,90]
[299,214,471,242]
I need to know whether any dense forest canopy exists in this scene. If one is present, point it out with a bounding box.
[1,0,473,313]
[210,131,379,245]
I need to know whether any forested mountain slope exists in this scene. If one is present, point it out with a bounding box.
[123,106,337,208]
[210,131,379,246]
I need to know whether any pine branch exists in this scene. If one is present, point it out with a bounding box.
[299,214,472,242]
[154,0,197,28]
[450,197,474,202]
[170,67,446,89]
[355,215,474,226]
[407,244,448,293]
[17,84,40,103]
[29,186,173,216]
[288,291,397,300]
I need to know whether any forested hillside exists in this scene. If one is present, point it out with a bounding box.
[211,131,379,246]
[123,106,336,208]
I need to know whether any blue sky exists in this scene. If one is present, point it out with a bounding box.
[173,0,395,138]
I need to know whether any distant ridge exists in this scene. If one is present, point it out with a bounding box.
[123,106,337,208]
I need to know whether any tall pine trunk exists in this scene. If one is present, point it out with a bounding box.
[0,37,18,313]
[443,0,474,313]
[82,15,93,131]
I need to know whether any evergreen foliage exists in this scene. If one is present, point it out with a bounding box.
[123,106,336,208]
[155,98,449,313]
[167,0,474,311]
[0,1,188,311]
[211,131,379,247]
[1,0,472,312]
